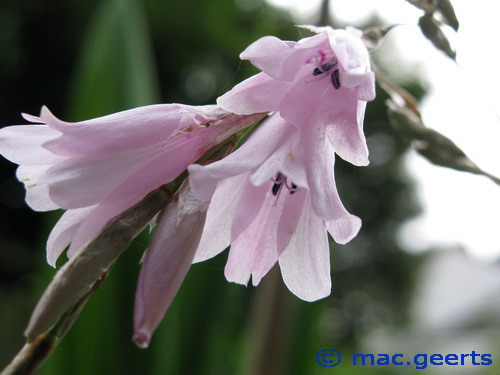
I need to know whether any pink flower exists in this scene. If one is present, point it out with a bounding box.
[188,113,361,301]
[217,26,375,166]
[0,26,375,347]
[0,105,262,266]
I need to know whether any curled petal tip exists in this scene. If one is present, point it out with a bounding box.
[21,112,43,123]
[133,331,151,349]
[40,105,53,119]
[328,215,362,245]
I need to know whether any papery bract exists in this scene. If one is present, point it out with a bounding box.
[0,105,262,266]
[217,26,375,167]
[188,113,361,301]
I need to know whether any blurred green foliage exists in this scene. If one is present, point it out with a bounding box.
[0,0,424,374]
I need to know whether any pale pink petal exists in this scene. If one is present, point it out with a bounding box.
[247,117,308,187]
[0,125,60,165]
[66,193,142,259]
[325,215,361,245]
[305,140,356,222]
[240,34,326,81]
[193,175,247,263]
[341,66,371,89]
[16,165,59,211]
[278,73,330,127]
[40,145,164,209]
[224,186,287,286]
[133,195,206,348]
[324,99,369,166]
[327,28,370,72]
[66,143,202,256]
[188,113,291,200]
[46,206,96,267]
[278,200,331,301]
[230,180,268,241]
[42,130,205,209]
[217,72,290,115]
[357,71,376,101]
[66,132,206,256]
[21,113,43,123]
[276,188,307,253]
[39,105,184,156]
[240,36,298,80]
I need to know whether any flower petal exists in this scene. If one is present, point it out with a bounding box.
[193,175,247,263]
[217,72,290,115]
[230,179,268,241]
[327,28,370,72]
[240,34,326,81]
[224,186,286,286]
[325,215,361,245]
[40,145,163,209]
[276,188,307,253]
[342,66,371,89]
[39,105,185,156]
[247,117,308,188]
[46,206,96,267]
[66,145,201,256]
[0,124,60,165]
[278,199,331,301]
[16,165,59,211]
[305,139,357,222]
[278,73,330,127]
[188,113,291,201]
[324,98,369,166]
[240,36,298,80]
[42,129,205,209]
[357,71,376,101]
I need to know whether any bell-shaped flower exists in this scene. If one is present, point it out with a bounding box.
[217,26,375,167]
[0,105,262,266]
[188,113,361,301]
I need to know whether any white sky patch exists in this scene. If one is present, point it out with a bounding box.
[266,0,500,261]
[266,0,322,20]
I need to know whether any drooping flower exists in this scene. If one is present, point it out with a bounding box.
[217,26,375,167]
[0,25,375,350]
[0,105,263,266]
[188,113,361,301]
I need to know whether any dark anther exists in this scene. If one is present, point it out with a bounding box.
[290,183,298,195]
[313,67,323,76]
[331,69,341,89]
[272,172,284,196]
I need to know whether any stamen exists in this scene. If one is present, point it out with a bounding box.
[284,179,298,194]
[271,172,299,196]
[271,172,284,196]
[331,69,341,89]
[271,181,283,196]
[311,57,339,83]
[313,67,323,76]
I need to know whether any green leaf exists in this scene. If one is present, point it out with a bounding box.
[68,0,160,119]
